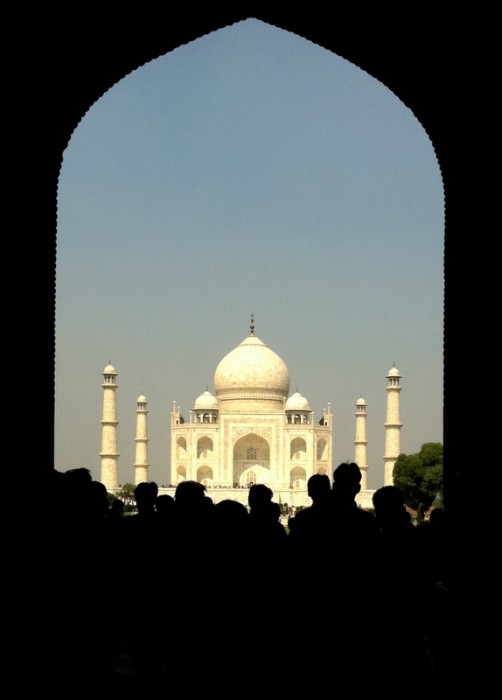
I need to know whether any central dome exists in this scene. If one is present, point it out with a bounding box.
[214,334,290,401]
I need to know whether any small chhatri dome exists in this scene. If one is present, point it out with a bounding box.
[285,391,311,411]
[104,363,116,374]
[137,394,147,403]
[387,366,401,377]
[194,390,219,410]
[214,319,290,400]
[356,396,366,406]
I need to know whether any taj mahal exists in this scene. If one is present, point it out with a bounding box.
[100,317,403,508]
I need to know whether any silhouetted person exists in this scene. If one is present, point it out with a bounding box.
[78,481,121,679]
[320,463,380,688]
[171,480,212,553]
[329,461,380,555]
[155,493,175,528]
[46,469,119,687]
[287,471,333,679]
[246,484,289,689]
[120,481,161,575]
[61,466,94,528]
[212,498,250,551]
[308,472,332,503]
[134,481,159,516]
[90,479,111,524]
[287,465,378,690]
[416,506,453,681]
[372,485,434,691]
[372,484,420,584]
[288,472,331,542]
[174,479,207,514]
[417,506,448,588]
[119,482,163,683]
[209,499,252,690]
[248,484,288,555]
[167,481,214,691]
[107,497,125,522]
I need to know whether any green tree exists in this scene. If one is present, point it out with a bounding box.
[118,483,137,513]
[393,442,443,523]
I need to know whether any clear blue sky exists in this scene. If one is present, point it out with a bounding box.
[54,18,444,490]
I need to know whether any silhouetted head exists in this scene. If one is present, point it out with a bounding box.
[109,498,125,519]
[248,483,273,511]
[156,494,175,517]
[64,467,93,495]
[90,480,109,518]
[307,473,331,503]
[429,507,445,528]
[63,467,93,517]
[373,485,405,514]
[372,485,410,529]
[134,481,158,514]
[214,499,249,529]
[175,480,206,509]
[332,462,362,500]
[270,501,281,522]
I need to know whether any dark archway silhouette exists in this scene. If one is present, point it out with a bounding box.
[21,9,473,694]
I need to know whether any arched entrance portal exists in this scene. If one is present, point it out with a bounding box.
[233,433,270,487]
[290,466,307,489]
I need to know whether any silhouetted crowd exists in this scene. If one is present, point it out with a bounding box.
[38,463,457,697]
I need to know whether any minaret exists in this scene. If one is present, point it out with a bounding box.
[134,393,149,485]
[100,362,120,491]
[354,396,368,490]
[383,365,402,486]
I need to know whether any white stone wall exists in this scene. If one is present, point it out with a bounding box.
[171,410,333,490]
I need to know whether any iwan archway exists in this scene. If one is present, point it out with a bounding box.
[52,16,442,506]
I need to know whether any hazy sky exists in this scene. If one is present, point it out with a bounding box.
[55,18,444,490]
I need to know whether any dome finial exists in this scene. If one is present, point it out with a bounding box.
[250,313,255,336]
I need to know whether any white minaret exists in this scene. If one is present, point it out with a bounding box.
[354,396,368,490]
[134,393,149,485]
[383,365,402,486]
[100,362,120,491]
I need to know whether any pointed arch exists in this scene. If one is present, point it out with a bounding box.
[197,436,214,459]
[233,433,270,486]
